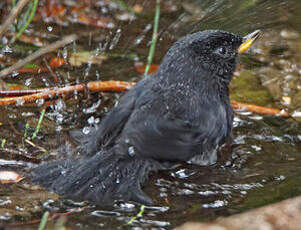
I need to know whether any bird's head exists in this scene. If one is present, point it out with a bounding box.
[159,30,261,84]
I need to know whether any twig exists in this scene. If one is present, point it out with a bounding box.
[0,0,32,37]
[43,58,59,83]
[231,100,289,117]
[1,147,26,156]
[0,89,44,97]
[144,0,160,76]
[0,34,78,78]
[0,80,135,106]
[24,139,48,154]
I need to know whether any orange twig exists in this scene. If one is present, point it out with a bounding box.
[0,81,135,106]
[230,100,289,117]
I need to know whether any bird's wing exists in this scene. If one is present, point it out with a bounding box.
[120,110,226,163]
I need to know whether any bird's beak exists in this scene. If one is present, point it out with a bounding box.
[238,30,261,54]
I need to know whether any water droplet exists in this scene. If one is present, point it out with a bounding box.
[55,99,65,111]
[16,98,25,106]
[82,126,90,135]
[56,113,64,123]
[55,125,63,132]
[87,116,95,125]
[128,146,135,156]
[35,98,45,106]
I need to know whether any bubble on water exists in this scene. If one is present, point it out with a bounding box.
[91,210,121,217]
[176,188,194,195]
[117,202,135,210]
[0,198,11,206]
[251,145,262,151]
[275,175,285,181]
[203,200,228,208]
[15,206,24,211]
[0,211,11,220]
[198,190,217,196]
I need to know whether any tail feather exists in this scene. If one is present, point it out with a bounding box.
[31,149,158,205]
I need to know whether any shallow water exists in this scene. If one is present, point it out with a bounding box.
[0,0,300,229]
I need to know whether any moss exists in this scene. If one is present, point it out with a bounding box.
[230,70,273,106]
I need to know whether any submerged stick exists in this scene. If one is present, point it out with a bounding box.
[0,34,78,78]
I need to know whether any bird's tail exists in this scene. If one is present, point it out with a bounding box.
[30,148,159,205]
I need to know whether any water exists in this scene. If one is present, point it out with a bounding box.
[0,0,300,229]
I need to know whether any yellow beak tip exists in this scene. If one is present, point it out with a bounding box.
[238,30,261,54]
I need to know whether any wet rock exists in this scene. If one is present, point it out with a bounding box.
[174,195,301,230]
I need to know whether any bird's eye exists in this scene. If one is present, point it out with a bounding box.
[216,47,227,56]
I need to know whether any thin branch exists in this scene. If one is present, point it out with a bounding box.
[0,80,135,106]
[231,100,289,117]
[0,0,32,37]
[0,34,78,78]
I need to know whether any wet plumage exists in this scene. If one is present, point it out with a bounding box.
[31,30,255,205]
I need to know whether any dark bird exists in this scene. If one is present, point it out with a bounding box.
[31,29,261,205]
